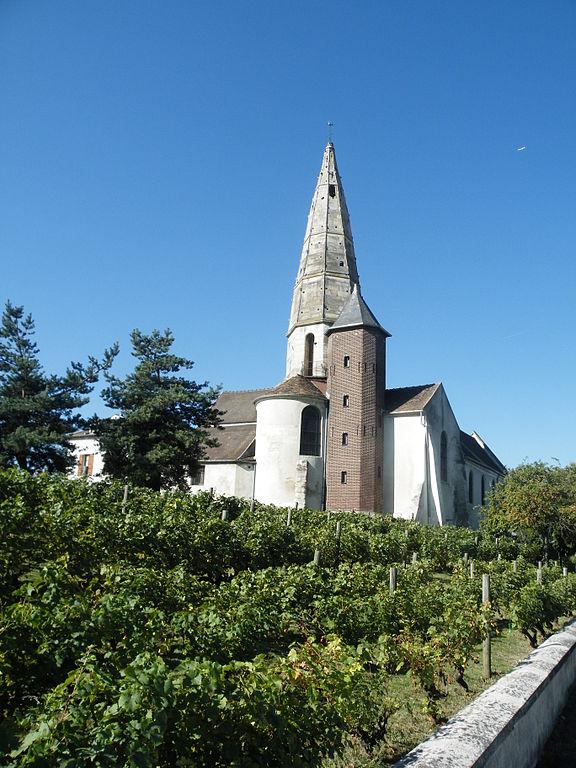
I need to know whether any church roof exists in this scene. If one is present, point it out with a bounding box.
[214,388,271,424]
[385,383,440,413]
[288,142,360,333]
[460,431,507,474]
[263,375,326,399]
[327,285,391,336]
[204,424,255,463]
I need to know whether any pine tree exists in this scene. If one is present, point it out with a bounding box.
[0,301,117,472]
[93,328,221,490]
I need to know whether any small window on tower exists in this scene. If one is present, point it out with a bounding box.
[339,260,344,267]
[329,184,336,197]
[342,432,348,446]
[343,394,349,407]
[341,471,348,485]
[343,355,350,368]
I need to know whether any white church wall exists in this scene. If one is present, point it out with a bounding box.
[255,397,326,509]
[203,463,238,498]
[383,387,470,526]
[423,387,469,526]
[235,463,255,499]
[193,463,254,501]
[286,323,331,378]
[465,462,500,529]
[383,413,427,520]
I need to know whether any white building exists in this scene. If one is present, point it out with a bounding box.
[68,430,104,479]
[70,141,506,525]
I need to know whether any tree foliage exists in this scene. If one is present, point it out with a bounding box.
[92,329,221,490]
[482,461,576,560]
[0,301,117,473]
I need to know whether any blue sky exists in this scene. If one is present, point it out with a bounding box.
[1,0,575,468]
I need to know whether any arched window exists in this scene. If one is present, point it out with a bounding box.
[440,431,448,482]
[481,475,486,505]
[468,471,474,504]
[300,405,321,456]
[304,334,314,376]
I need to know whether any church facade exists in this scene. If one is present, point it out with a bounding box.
[194,142,505,525]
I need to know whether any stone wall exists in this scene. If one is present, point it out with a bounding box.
[394,620,576,768]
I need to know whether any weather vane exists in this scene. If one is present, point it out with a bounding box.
[327,121,334,143]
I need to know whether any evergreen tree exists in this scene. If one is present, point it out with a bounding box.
[93,328,221,490]
[0,300,117,472]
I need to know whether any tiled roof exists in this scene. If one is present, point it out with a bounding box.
[264,375,326,399]
[213,388,271,424]
[385,383,440,413]
[460,431,506,474]
[204,423,256,462]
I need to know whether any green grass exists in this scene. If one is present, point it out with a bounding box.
[325,627,534,767]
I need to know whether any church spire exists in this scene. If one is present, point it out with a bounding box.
[287,142,360,335]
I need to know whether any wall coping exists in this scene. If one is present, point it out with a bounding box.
[394,619,576,767]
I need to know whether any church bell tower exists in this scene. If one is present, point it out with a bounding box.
[325,286,390,513]
[286,142,359,379]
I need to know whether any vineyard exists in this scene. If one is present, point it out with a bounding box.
[1,469,576,767]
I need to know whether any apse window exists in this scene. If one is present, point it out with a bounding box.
[341,432,348,446]
[343,394,349,407]
[343,355,350,368]
[299,405,321,456]
[341,471,348,484]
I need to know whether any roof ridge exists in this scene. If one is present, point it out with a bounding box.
[385,382,438,392]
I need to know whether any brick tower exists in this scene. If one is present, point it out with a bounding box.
[325,286,390,513]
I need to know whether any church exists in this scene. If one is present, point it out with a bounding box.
[191,141,505,526]
[71,141,505,526]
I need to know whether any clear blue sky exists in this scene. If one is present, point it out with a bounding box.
[1,0,575,468]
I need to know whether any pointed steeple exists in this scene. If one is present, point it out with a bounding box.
[288,143,360,334]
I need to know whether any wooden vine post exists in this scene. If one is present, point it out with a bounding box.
[335,521,342,567]
[313,549,321,567]
[482,573,491,679]
[389,566,397,594]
